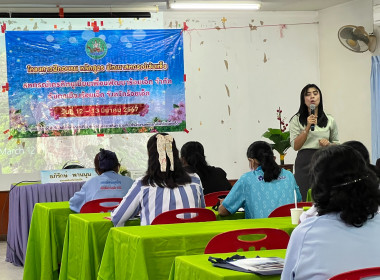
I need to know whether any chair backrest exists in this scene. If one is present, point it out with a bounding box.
[204,191,230,207]
[80,197,123,213]
[268,202,313,218]
[151,208,217,225]
[204,228,290,254]
[329,267,380,280]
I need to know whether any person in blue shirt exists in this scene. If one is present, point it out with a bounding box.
[69,148,134,213]
[218,141,301,219]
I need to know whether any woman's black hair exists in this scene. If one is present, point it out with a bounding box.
[180,141,209,180]
[142,133,191,189]
[292,84,328,128]
[246,141,281,182]
[311,145,380,227]
[343,140,380,178]
[343,140,370,163]
[94,148,120,174]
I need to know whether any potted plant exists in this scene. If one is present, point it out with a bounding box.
[262,107,291,165]
[119,166,131,177]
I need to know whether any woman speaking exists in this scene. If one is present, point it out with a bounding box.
[289,84,339,201]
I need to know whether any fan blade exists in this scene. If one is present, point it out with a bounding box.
[346,39,360,51]
[339,26,354,39]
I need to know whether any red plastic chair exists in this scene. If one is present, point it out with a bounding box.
[329,267,380,280]
[204,191,230,207]
[204,228,290,254]
[151,208,216,225]
[80,197,123,213]
[268,202,313,218]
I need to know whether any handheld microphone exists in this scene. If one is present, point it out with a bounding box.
[310,104,315,131]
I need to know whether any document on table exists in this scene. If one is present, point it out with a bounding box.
[229,257,284,275]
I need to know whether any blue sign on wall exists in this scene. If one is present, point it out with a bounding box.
[6,29,185,138]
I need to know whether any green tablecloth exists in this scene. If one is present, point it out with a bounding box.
[59,212,140,280]
[169,249,287,280]
[21,201,243,280]
[58,208,242,280]
[23,201,74,280]
[97,217,296,280]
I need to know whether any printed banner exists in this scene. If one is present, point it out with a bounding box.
[6,29,185,138]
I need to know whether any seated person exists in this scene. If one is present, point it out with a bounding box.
[111,133,205,226]
[180,141,231,194]
[282,145,380,279]
[300,140,380,222]
[344,140,380,178]
[69,148,134,212]
[218,141,301,219]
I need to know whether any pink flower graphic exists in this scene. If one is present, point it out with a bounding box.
[139,104,149,117]
[168,102,186,122]
[9,107,28,129]
[49,108,60,120]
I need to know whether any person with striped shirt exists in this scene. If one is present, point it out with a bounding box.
[111,133,206,226]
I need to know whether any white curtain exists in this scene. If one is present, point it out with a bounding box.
[371,56,380,163]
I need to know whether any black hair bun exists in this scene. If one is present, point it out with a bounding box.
[99,149,118,170]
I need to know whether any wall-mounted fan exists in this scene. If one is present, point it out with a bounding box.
[338,25,376,53]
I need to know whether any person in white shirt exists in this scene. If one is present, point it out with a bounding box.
[299,140,380,223]
[69,149,134,212]
[282,145,380,280]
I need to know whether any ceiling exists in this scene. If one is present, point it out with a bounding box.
[0,0,355,12]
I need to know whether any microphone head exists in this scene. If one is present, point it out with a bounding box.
[310,104,316,110]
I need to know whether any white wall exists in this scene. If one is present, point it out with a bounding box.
[319,0,373,158]
[164,11,319,178]
[0,11,321,190]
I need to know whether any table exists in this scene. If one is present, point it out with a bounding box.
[59,212,140,280]
[169,249,287,280]
[21,199,243,280]
[6,181,84,266]
[58,208,243,280]
[22,200,139,280]
[97,217,296,280]
[23,202,74,280]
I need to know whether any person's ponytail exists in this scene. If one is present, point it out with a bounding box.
[260,153,281,182]
[247,141,280,182]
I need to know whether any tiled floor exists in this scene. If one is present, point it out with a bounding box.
[0,242,23,280]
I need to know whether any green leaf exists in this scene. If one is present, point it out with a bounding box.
[262,128,290,155]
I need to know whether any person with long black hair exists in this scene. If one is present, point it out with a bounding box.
[180,141,231,195]
[300,140,380,222]
[218,141,301,219]
[111,133,205,226]
[289,84,339,201]
[282,145,380,279]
